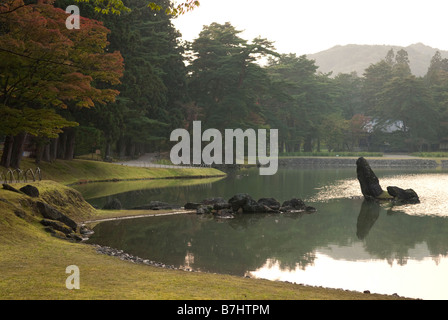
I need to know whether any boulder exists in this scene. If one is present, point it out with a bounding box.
[387,186,420,204]
[2,184,21,194]
[40,219,73,235]
[35,201,78,231]
[228,193,253,212]
[201,197,231,210]
[196,205,213,215]
[19,185,39,198]
[228,193,273,213]
[258,198,281,211]
[281,198,307,211]
[356,157,384,199]
[184,202,202,210]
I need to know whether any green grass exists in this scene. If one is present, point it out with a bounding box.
[411,152,448,158]
[2,158,225,186]
[279,151,383,158]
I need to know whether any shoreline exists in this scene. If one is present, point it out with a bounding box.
[66,174,226,187]
[278,157,446,168]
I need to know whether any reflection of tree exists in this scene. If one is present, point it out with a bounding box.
[356,200,380,240]
[89,199,448,276]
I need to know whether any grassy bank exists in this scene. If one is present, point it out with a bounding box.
[2,158,225,186]
[0,179,412,300]
[411,152,448,158]
[279,151,384,157]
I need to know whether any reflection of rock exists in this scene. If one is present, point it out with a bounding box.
[132,201,181,210]
[103,198,122,210]
[387,186,420,204]
[356,157,384,199]
[357,200,380,240]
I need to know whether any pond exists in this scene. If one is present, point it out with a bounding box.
[76,166,448,300]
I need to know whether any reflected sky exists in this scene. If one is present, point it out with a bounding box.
[249,243,448,300]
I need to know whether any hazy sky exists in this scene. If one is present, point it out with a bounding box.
[172,0,448,55]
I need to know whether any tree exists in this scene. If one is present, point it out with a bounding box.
[319,113,349,152]
[74,0,200,16]
[377,75,438,151]
[264,54,337,152]
[425,51,448,148]
[60,0,190,159]
[0,0,124,167]
[188,22,277,131]
[333,72,363,119]
[362,60,394,115]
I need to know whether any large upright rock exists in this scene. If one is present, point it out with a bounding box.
[356,157,384,199]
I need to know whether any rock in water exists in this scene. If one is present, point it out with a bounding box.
[356,157,384,199]
[387,186,420,204]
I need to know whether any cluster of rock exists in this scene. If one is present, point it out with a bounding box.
[184,193,317,218]
[93,245,177,270]
[356,157,420,204]
[2,183,93,242]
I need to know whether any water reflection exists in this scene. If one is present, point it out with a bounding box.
[357,200,380,240]
[88,199,448,299]
[83,167,448,300]
[248,249,448,300]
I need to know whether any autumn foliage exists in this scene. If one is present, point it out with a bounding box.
[0,0,124,167]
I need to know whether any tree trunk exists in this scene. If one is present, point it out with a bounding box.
[43,144,51,162]
[303,136,313,152]
[64,127,76,160]
[128,142,136,159]
[117,137,126,159]
[105,142,111,159]
[50,138,58,162]
[58,131,67,159]
[35,143,44,165]
[10,132,27,168]
[1,135,14,168]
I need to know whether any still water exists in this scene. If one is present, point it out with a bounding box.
[78,167,448,300]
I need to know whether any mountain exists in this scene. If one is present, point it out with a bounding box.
[307,43,448,77]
